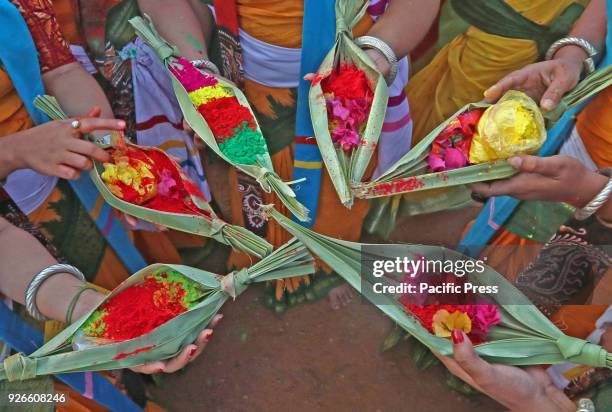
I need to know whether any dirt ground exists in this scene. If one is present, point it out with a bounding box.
[147,195,504,412]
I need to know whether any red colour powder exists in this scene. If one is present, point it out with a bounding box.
[96,276,189,341]
[321,64,372,101]
[112,345,156,360]
[197,96,256,142]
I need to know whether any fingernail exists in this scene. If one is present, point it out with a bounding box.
[189,347,197,357]
[508,156,522,168]
[452,329,464,345]
[118,120,126,128]
[156,368,164,374]
[205,331,213,341]
[542,99,554,111]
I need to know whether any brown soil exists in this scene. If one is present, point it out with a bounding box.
[148,197,503,412]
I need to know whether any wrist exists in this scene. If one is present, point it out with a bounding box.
[567,171,608,208]
[0,136,22,178]
[70,289,105,323]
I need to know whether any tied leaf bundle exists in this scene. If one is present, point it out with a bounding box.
[34,95,272,259]
[267,207,612,369]
[0,239,314,381]
[129,16,310,222]
[353,66,612,199]
[309,0,388,207]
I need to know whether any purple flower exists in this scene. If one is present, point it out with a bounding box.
[444,148,468,170]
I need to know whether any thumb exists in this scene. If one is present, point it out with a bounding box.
[508,155,560,177]
[451,330,492,381]
[84,106,102,118]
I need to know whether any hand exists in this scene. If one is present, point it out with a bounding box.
[6,107,123,180]
[131,314,223,374]
[364,48,391,79]
[600,326,612,352]
[435,330,574,412]
[483,58,582,111]
[469,155,607,207]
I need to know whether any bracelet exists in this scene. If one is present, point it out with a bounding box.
[353,35,398,85]
[64,284,98,325]
[574,168,612,221]
[190,58,221,76]
[545,37,598,75]
[25,264,85,321]
[576,398,595,412]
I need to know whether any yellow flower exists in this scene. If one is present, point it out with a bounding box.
[469,91,546,163]
[432,309,472,338]
[101,156,157,204]
[188,84,233,106]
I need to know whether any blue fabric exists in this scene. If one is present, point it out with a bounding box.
[0,1,49,125]
[0,301,142,412]
[459,0,612,257]
[0,0,146,273]
[292,0,337,227]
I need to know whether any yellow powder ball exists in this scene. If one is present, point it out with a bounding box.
[469,91,546,163]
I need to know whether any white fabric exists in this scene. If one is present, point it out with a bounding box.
[559,126,598,171]
[240,29,302,88]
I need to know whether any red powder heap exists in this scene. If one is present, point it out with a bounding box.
[94,276,189,341]
[322,64,372,100]
[198,96,256,142]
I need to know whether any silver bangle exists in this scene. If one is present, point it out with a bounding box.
[190,58,221,76]
[25,264,85,321]
[574,168,612,221]
[353,35,399,85]
[545,37,598,75]
[576,398,595,412]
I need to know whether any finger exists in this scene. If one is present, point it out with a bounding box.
[540,76,569,111]
[509,155,562,177]
[124,214,139,228]
[208,313,223,328]
[182,118,194,135]
[483,72,527,103]
[131,360,166,374]
[451,330,495,385]
[61,153,93,171]
[55,165,80,180]
[433,352,480,390]
[75,118,126,133]
[188,328,214,361]
[303,73,315,82]
[162,344,198,373]
[68,139,111,163]
[84,107,102,118]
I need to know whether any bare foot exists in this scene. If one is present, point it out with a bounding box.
[328,283,355,310]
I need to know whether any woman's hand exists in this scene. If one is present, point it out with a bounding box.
[483,58,582,111]
[4,107,123,180]
[131,314,223,374]
[435,330,574,412]
[469,155,607,207]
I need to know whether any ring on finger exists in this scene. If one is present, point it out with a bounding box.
[70,120,81,130]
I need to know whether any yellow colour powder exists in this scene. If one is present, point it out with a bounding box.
[188,84,233,106]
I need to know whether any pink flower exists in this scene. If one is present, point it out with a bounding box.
[444,148,468,170]
[461,304,501,342]
[329,98,350,121]
[427,153,446,172]
[332,127,360,151]
[158,169,178,198]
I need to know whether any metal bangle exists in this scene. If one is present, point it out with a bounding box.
[574,168,612,221]
[545,37,598,75]
[576,398,595,412]
[190,58,221,76]
[353,35,399,85]
[25,264,86,321]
